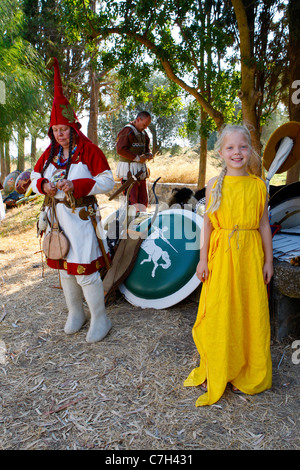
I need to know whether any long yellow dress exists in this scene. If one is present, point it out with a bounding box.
[184,175,272,406]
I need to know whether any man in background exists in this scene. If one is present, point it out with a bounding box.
[116,111,153,208]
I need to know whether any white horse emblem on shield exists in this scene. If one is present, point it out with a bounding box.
[140,226,178,278]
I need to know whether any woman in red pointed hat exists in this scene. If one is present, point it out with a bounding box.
[31,58,115,343]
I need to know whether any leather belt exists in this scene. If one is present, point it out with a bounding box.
[44,195,97,209]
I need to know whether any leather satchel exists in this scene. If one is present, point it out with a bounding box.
[43,224,69,260]
[42,198,69,260]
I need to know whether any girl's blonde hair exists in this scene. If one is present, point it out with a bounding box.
[206,124,260,214]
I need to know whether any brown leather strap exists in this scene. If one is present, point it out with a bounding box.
[44,194,97,209]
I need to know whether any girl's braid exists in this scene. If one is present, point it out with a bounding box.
[65,127,74,179]
[41,128,57,177]
[206,165,227,214]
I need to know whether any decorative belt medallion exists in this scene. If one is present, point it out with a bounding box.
[77,265,86,274]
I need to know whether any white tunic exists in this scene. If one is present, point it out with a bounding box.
[31,139,115,275]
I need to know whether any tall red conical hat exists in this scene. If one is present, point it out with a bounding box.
[46,57,82,137]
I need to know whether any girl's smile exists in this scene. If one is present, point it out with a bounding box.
[219,131,251,175]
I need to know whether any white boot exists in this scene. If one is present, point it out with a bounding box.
[60,275,87,335]
[81,276,112,343]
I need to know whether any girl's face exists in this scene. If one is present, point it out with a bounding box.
[219,131,251,175]
[52,125,71,149]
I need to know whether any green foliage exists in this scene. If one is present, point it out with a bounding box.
[98,73,186,151]
[61,0,289,135]
[0,0,291,157]
[0,0,46,141]
[61,0,239,135]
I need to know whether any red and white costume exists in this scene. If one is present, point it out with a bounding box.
[31,139,114,275]
[32,57,114,343]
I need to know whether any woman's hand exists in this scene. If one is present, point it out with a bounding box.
[42,181,57,197]
[56,179,74,193]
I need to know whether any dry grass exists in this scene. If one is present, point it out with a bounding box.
[0,153,299,451]
[108,147,222,185]
[108,146,287,186]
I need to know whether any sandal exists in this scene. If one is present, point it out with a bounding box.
[230,384,243,395]
[199,381,207,392]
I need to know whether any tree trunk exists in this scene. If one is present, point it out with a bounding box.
[5,142,10,176]
[287,0,300,184]
[148,124,159,155]
[30,135,37,168]
[231,0,262,176]
[87,69,100,145]
[239,96,262,175]
[0,141,5,183]
[87,0,99,146]
[17,130,25,172]
[198,109,208,189]
[198,136,207,190]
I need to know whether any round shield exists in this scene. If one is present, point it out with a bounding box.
[15,170,32,194]
[269,182,300,208]
[119,209,203,309]
[3,171,20,194]
[269,197,300,229]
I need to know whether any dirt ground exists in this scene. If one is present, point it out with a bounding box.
[0,198,299,451]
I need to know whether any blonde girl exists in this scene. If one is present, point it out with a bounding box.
[184,124,273,406]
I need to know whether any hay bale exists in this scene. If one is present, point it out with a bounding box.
[273,260,300,298]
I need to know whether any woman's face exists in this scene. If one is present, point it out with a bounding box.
[52,125,71,149]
